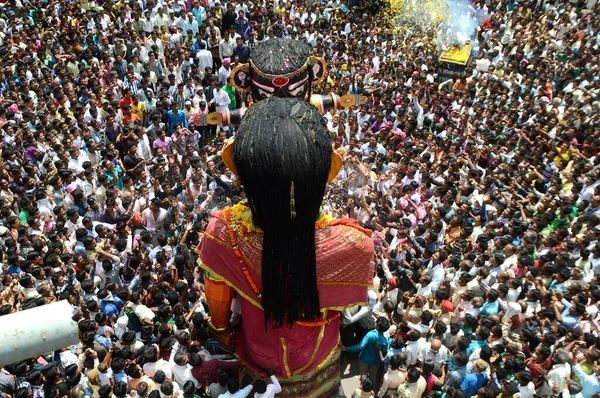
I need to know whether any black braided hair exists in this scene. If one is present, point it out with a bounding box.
[233,97,332,329]
[251,38,311,75]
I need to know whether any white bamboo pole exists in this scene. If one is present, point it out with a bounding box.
[0,300,79,367]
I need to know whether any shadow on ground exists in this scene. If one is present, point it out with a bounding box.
[329,353,362,397]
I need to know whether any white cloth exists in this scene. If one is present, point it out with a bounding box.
[218,385,252,398]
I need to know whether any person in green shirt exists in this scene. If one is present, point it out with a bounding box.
[223,77,237,110]
[19,197,32,225]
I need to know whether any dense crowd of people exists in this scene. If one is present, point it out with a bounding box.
[1,0,600,396]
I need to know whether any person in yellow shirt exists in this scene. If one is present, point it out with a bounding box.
[275,3,286,16]
[553,142,571,164]
[130,94,147,126]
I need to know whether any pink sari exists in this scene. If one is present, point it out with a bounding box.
[199,211,374,396]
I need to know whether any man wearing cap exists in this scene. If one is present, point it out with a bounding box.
[183,100,194,118]
[217,57,231,86]
[192,86,207,109]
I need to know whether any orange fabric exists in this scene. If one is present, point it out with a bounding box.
[204,276,235,328]
[204,275,235,345]
[329,218,373,237]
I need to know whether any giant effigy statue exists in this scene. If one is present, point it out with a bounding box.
[206,39,365,126]
[197,97,374,396]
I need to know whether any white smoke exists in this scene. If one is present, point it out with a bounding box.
[390,0,480,53]
[435,0,479,52]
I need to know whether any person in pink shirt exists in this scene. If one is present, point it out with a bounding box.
[153,130,173,155]
[188,101,208,147]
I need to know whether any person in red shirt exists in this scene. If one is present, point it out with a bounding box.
[119,87,133,112]
[189,352,239,385]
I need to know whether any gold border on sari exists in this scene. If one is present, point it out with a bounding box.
[280,337,291,378]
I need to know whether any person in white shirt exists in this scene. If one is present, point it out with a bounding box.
[252,371,282,398]
[172,354,200,389]
[405,330,428,366]
[153,9,172,31]
[196,41,213,72]
[218,58,231,86]
[217,377,252,398]
[207,374,229,398]
[398,367,427,398]
[142,346,173,379]
[378,354,406,397]
[142,11,155,35]
[516,370,536,398]
[141,198,169,232]
[547,349,572,391]
[419,339,449,368]
[428,254,446,291]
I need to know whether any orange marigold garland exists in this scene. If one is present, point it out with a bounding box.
[296,312,340,327]
[225,208,262,298]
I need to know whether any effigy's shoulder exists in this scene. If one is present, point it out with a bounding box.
[315,218,374,285]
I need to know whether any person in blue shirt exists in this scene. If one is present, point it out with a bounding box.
[549,269,570,293]
[74,229,88,258]
[444,351,469,389]
[467,326,490,357]
[191,2,206,26]
[460,359,488,397]
[98,289,120,320]
[167,103,188,134]
[7,253,22,276]
[94,332,112,351]
[554,295,584,330]
[110,358,128,384]
[383,336,405,372]
[344,316,391,381]
[479,289,500,317]
[193,33,207,54]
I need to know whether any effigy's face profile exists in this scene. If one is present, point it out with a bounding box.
[249,63,311,101]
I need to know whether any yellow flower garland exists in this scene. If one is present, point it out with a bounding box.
[230,201,333,235]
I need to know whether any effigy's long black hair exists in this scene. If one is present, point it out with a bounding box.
[233,97,332,328]
[251,38,311,75]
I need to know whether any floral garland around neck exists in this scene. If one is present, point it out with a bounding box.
[229,201,333,239]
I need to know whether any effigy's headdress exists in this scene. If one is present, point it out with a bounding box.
[230,39,327,101]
